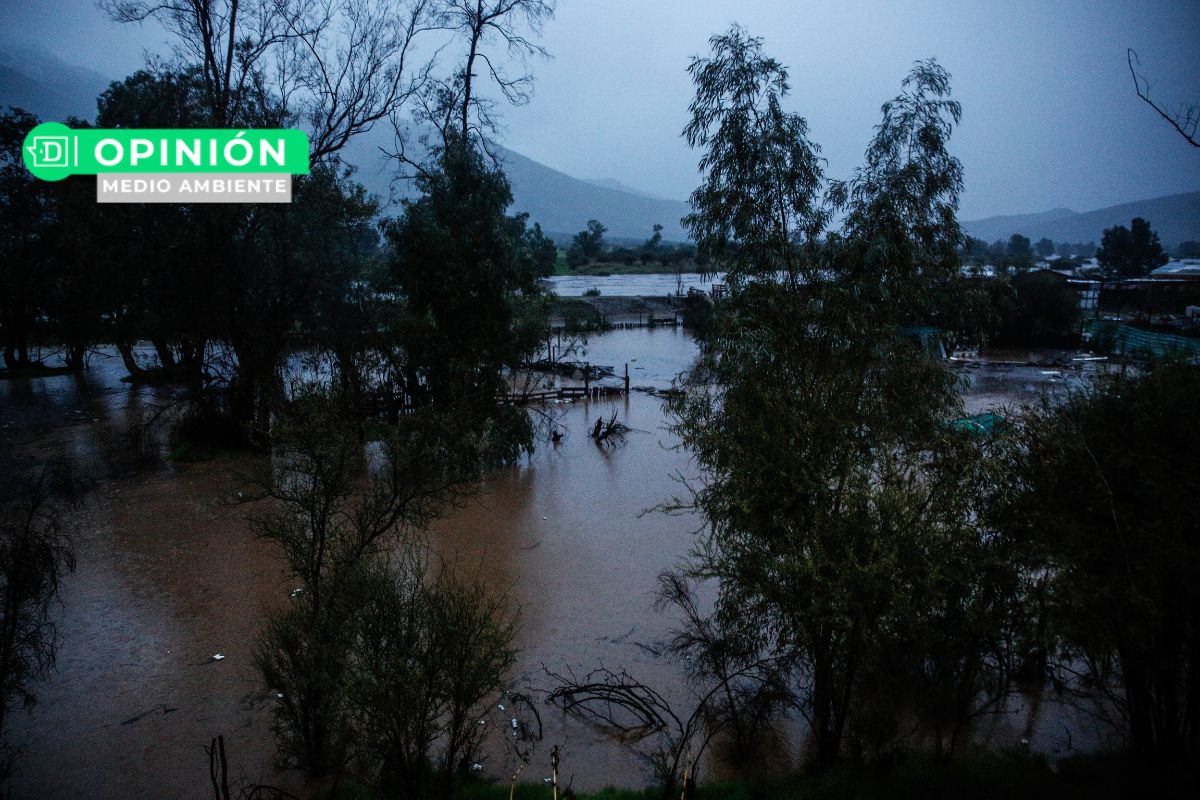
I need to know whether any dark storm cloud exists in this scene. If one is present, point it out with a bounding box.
[3,0,1198,219]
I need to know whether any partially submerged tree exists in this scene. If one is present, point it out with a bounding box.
[93,72,214,388]
[100,0,441,437]
[995,361,1200,763]
[666,41,1019,773]
[0,467,76,783]
[667,283,1005,769]
[351,560,515,798]
[382,134,549,462]
[0,107,120,373]
[253,389,517,793]
[682,26,826,287]
[0,108,55,371]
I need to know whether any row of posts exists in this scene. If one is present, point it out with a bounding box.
[582,362,631,395]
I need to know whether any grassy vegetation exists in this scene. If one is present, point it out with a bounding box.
[320,750,1198,800]
[547,297,610,332]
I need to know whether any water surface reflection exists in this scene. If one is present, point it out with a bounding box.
[1,329,1102,797]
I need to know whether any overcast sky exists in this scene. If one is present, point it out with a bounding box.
[2,0,1198,219]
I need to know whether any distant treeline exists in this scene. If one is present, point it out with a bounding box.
[962,233,1096,270]
[962,216,1181,276]
[562,219,706,269]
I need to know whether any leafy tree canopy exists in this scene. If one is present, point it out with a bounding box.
[1097,217,1170,278]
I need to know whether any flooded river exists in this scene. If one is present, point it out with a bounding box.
[0,323,1107,799]
[543,272,724,297]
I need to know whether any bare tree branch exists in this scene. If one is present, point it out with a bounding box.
[102,0,441,162]
[1128,48,1199,148]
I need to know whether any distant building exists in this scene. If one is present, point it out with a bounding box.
[1098,273,1200,318]
[1024,267,1100,317]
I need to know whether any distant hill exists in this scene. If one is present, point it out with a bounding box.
[0,44,110,122]
[1,47,690,241]
[501,148,689,241]
[337,124,691,241]
[582,177,675,201]
[960,207,1079,242]
[14,46,1192,249]
[963,192,1200,247]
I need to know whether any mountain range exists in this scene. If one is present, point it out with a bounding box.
[2,43,1197,247]
[336,123,691,241]
[962,193,1200,248]
[0,44,109,124]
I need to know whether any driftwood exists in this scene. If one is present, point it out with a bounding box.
[546,666,675,738]
[544,665,715,796]
[590,411,633,445]
[544,650,783,797]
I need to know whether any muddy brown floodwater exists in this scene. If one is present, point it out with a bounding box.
[0,328,1112,799]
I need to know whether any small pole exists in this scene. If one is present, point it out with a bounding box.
[551,746,560,800]
[584,362,590,395]
[624,362,630,394]
[509,760,525,800]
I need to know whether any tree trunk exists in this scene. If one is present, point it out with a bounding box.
[152,338,177,369]
[116,341,148,380]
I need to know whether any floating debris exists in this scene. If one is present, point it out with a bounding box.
[121,704,177,726]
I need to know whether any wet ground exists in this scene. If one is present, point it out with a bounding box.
[0,328,1112,798]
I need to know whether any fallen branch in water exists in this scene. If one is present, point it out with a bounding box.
[590,411,633,446]
[545,666,676,737]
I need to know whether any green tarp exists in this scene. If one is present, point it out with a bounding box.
[1087,320,1200,359]
[948,412,1007,437]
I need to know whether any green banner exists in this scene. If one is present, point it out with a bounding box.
[22,122,310,181]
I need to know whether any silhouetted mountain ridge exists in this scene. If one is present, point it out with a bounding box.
[0,43,109,122]
[336,123,691,240]
[962,193,1200,247]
